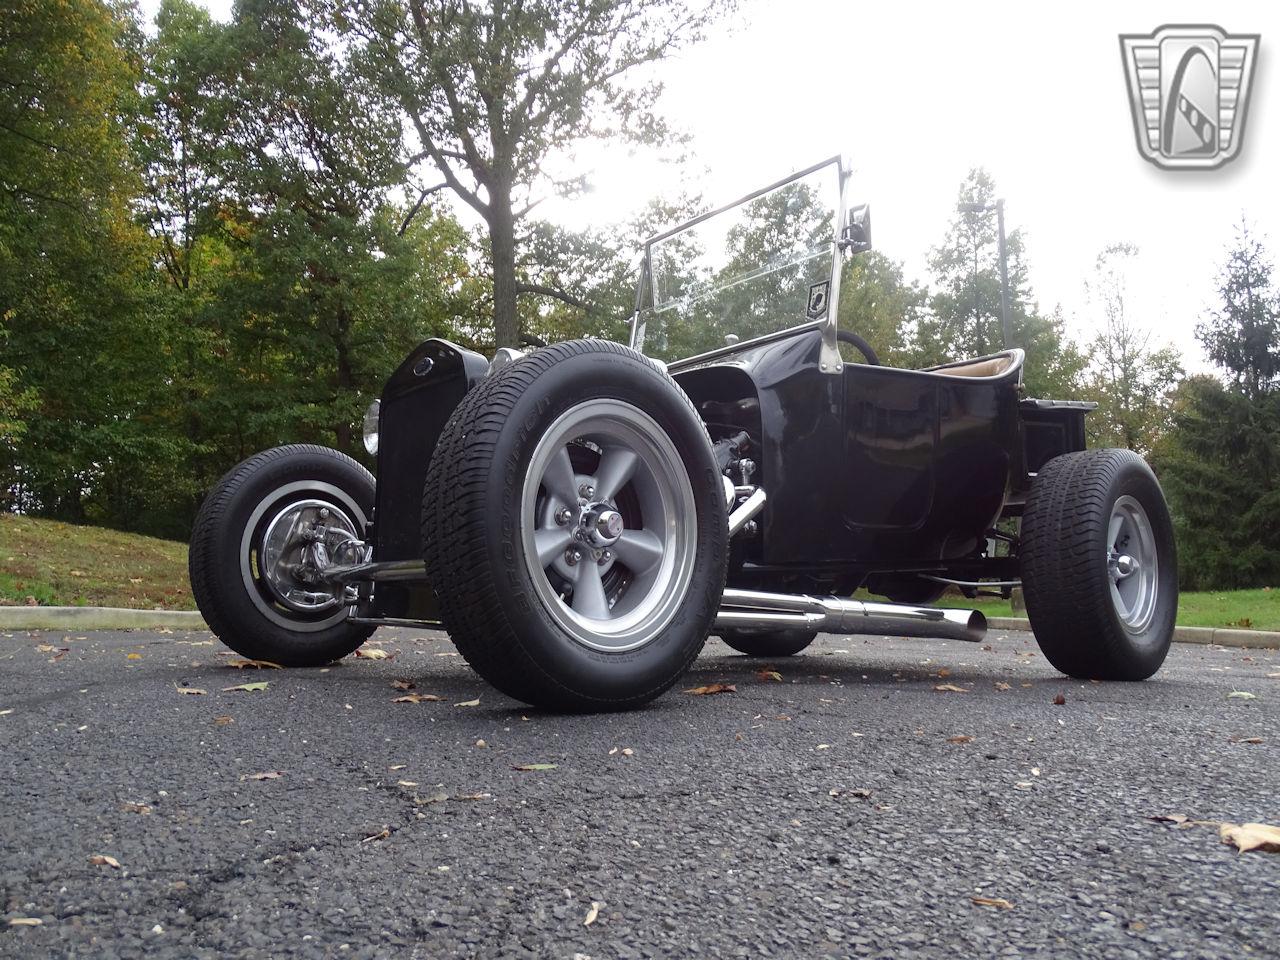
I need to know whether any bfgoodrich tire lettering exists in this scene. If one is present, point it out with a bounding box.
[1020,449,1177,680]
[422,339,728,711]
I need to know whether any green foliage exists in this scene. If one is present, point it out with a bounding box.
[919,169,1086,397]
[1080,244,1183,456]
[837,252,929,367]
[319,0,735,348]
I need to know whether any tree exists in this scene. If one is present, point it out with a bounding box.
[1081,243,1183,455]
[320,0,734,348]
[836,251,928,367]
[1196,218,1280,402]
[919,169,1086,397]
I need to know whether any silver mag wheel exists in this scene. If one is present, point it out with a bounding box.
[520,399,698,653]
[189,445,376,667]
[421,338,728,711]
[1106,494,1159,633]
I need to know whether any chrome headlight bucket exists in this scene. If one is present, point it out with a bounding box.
[362,399,380,455]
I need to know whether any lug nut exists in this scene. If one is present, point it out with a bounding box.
[554,506,573,526]
[598,550,612,565]
[578,483,595,499]
[564,548,581,566]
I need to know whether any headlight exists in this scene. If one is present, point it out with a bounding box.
[362,399,380,455]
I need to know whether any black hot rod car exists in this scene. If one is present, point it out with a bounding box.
[190,156,1177,709]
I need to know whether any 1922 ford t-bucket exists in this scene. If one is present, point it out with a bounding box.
[190,156,1178,709]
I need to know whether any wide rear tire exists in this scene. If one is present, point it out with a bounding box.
[189,445,375,666]
[422,340,728,711]
[1021,449,1177,680]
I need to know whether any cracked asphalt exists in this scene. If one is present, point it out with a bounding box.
[1,626,1277,959]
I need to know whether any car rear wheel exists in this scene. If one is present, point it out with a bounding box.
[718,628,817,657]
[1020,449,1177,680]
[422,339,728,711]
[189,445,375,666]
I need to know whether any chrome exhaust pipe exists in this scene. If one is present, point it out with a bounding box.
[715,588,986,643]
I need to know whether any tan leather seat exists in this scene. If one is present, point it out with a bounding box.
[924,351,1020,379]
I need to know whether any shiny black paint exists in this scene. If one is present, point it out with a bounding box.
[367,338,488,621]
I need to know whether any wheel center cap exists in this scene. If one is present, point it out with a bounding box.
[1109,552,1140,578]
[582,505,624,546]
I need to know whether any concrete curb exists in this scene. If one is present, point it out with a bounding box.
[3,607,1278,650]
[0,606,208,631]
[987,616,1279,650]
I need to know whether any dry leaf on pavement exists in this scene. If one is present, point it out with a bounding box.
[933,684,968,693]
[1220,822,1280,853]
[584,901,601,926]
[455,792,491,801]
[947,735,974,744]
[513,763,557,771]
[362,827,391,843]
[241,771,284,781]
[391,679,415,690]
[355,648,390,660]
[971,896,1014,910]
[213,715,234,725]
[8,918,42,926]
[684,683,736,695]
[756,669,783,683]
[174,685,207,696]
[223,682,269,693]
[89,854,121,869]
[120,802,152,815]
[393,694,442,703]
[126,653,142,660]
[994,681,1012,691]
[225,659,282,669]
[936,667,951,678]
[1227,691,1257,700]
[1053,693,1067,705]
[1230,736,1264,744]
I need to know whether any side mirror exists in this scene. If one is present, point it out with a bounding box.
[842,204,872,255]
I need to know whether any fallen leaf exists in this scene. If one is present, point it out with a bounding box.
[1267,671,1280,679]
[1053,693,1067,706]
[355,648,390,660]
[475,739,488,749]
[684,683,736,695]
[947,735,974,744]
[241,770,284,781]
[455,792,491,801]
[1227,691,1257,700]
[126,653,142,660]
[129,577,142,584]
[816,743,831,750]
[584,901,601,926]
[756,669,783,683]
[35,643,56,653]
[455,698,481,707]
[971,896,1014,910]
[513,763,557,771]
[1230,736,1264,744]
[362,827,391,843]
[174,684,207,696]
[120,802,152,815]
[223,682,269,693]
[1220,822,1280,854]
[389,764,407,771]
[994,682,1012,691]
[225,658,282,670]
[8,918,42,926]
[0,708,14,716]
[936,667,951,678]
[393,693,443,704]
[933,684,968,693]
[397,780,418,788]
[390,679,415,690]
[621,747,634,757]
[1146,813,1189,824]
[89,854,121,869]
[213,715,234,725]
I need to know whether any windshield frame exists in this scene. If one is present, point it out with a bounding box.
[629,155,849,373]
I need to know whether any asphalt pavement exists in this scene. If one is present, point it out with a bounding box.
[1,626,1277,959]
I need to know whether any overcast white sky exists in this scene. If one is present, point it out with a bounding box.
[145,0,1279,368]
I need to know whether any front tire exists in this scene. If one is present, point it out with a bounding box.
[422,340,728,711]
[189,444,375,666]
[1021,449,1177,680]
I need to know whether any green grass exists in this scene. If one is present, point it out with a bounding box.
[932,587,1280,632]
[0,514,195,610]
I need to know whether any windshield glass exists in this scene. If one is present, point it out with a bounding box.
[634,160,840,363]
